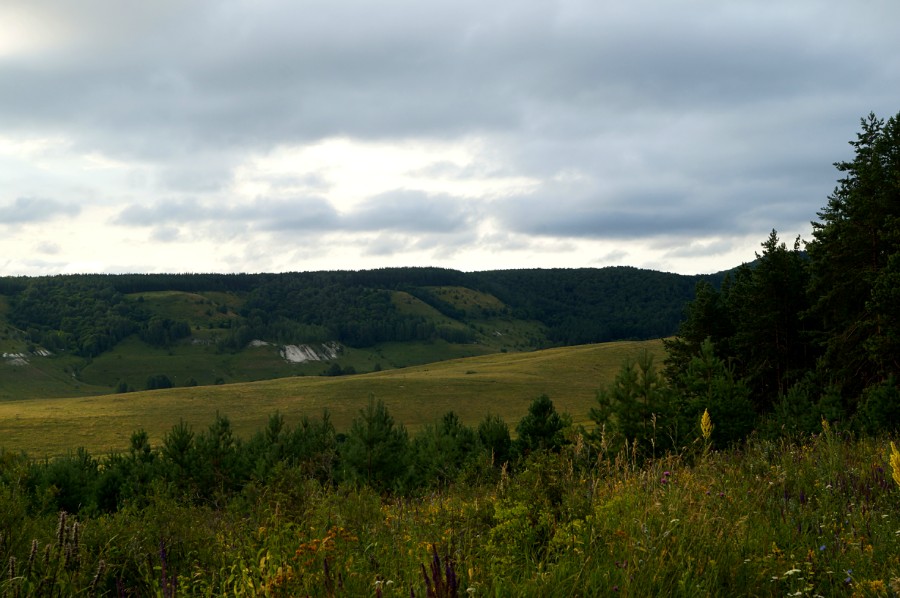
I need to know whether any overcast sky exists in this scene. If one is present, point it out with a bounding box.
[2,0,898,276]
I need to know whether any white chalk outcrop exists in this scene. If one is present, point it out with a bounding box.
[2,352,29,366]
[279,342,342,363]
[3,348,53,365]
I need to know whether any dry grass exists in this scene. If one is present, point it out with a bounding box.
[0,339,663,457]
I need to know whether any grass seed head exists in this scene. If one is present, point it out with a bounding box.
[701,409,713,441]
[890,442,900,488]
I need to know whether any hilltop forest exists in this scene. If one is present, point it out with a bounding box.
[1,266,722,354]
[0,263,725,397]
[0,111,897,595]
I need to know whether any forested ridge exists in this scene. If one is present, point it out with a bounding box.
[0,265,722,358]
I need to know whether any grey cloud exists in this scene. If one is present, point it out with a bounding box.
[362,235,414,257]
[0,197,80,224]
[114,199,212,226]
[6,0,893,154]
[114,197,340,232]
[150,226,181,242]
[593,250,629,265]
[114,190,477,237]
[492,184,715,240]
[265,173,331,192]
[249,198,341,232]
[35,241,61,255]
[662,239,737,260]
[344,191,476,234]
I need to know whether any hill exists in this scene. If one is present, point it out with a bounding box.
[0,267,720,399]
[0,339,663,457]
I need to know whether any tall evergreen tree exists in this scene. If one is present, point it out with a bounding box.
[592,351,678,456]
[807,111,900,401]
[726,231,814,409]
[663,280,734,383]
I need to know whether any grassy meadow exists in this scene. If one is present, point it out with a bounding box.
[0,339,664,457]
[2,419,899,596]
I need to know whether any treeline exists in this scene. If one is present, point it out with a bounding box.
[474,266,721,344]
[598,111,900,453]
[23,395,568,517]
[1,267,719,358]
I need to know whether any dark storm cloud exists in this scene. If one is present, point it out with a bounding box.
[0,197,80,224]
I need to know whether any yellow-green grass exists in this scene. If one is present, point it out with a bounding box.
[424,285,507,313]
[124,291,243,327]
[390,290,477,338]
[0,339,664,457]
[0,357,108,402]
[390,290,450,319]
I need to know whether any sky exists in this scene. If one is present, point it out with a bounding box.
[1,0,899,277]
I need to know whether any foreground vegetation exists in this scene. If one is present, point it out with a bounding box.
[2,411,899,596]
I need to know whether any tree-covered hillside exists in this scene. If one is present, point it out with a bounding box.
[0,266,720,359]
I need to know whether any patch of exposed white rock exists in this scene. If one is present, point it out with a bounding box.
[2,348,52,366]
[249,340,342,363]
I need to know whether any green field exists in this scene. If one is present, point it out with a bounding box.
[0,339,663,457]
[0,284,552,401]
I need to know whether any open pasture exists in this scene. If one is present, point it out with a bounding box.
[0,339,663,457]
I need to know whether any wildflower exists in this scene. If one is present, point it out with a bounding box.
[821,417,830,434]
[27,539,37,575]
[56,511,67,549]
[701,409,713,441]
[889,442,900,488]
[89,560,106,594]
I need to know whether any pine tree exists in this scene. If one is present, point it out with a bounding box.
[663,280,734,383]
[807,111,900,401]
[341,396,409,490]
[477,413,512,467]
[514,395,567,456]
[726,230,814,409]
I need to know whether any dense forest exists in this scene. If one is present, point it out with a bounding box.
[0,265,722,358]
[0,111,898,595]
